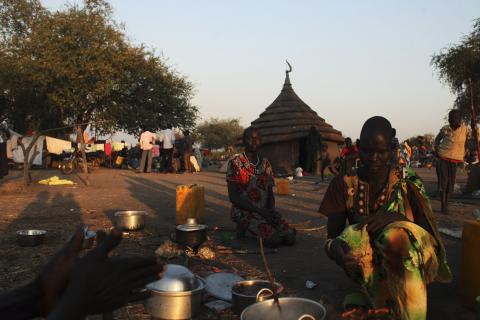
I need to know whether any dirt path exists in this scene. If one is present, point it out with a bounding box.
[0,167,476,319]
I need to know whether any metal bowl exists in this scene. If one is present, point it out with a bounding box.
[16,230,46,247]
[114,211,146,231]
[146,264,197,292]
[241,297,326,320]
[232,280,284,315]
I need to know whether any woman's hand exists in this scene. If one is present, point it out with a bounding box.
[327,238,354,268]
[357,212,407,240]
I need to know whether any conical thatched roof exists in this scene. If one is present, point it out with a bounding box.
[251,72,344,144]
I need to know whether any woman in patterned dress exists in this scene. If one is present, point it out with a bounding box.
[226,127,296,248]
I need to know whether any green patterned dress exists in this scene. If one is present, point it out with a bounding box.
[337,168,451,320]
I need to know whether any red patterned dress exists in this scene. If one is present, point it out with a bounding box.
[226,153,293,242]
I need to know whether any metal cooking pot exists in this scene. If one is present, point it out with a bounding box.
[145,276,205,320]
[148,264,197,292]
[232,280,283,315]
[175,218,207,249]
[114,211,146,231]
[241,297,326,320]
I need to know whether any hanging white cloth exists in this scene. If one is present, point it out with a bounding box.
[45,136,72,155]
[12,135,45,166]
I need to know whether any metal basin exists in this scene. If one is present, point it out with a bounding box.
[16,230,46,247]
[114,211,146,231]
[241,297,326,320]
[232,280,283,315]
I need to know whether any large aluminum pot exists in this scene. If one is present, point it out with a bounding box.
[144,277,204,320]
[231,280,283,315]
[241,297,326,320]
[114,211,146,231]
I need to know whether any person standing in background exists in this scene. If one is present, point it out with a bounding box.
[138,129,157,173]
[181,130,194,173]
[160,124,175,173]
[434,109,469,214]
[0,123,10,179]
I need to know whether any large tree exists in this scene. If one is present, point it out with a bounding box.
[196,118,244,150]
[1,0,197,186]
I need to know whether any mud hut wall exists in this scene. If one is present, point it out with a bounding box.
[325,140,340,159]
[258,141,296,174]
[259,139,340,175]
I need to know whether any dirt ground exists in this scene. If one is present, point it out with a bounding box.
[0,166,477,319]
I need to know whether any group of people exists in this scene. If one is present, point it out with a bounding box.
[0,113,474,320]
[226,116,457,319]
[138,127,194,174]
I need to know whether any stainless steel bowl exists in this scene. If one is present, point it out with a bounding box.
[146,264,197,292]
[16,230,46,247]
[241,297,326,320]
[114,211,146,231]
[232,280,283,315]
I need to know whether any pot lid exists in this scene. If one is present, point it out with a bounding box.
[176,218,207,231]
[146,264,198,292]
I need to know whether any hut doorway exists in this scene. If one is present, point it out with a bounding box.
[298,137,308,171]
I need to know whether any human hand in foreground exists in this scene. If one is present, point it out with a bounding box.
[357,212,408,240]
[35,225,85,316]
[327,238,354,268]
[48,228,165,320]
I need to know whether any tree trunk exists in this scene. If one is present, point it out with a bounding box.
[76,125,90,186]
[468,79,480,163]
[19,134,40,191]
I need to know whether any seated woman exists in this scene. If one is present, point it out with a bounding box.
[227,127,296,248]
[319,116,451,320]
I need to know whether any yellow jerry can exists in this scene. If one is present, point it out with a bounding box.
[115,156,124,166]
[461,219,480,308]
[276,179,289,195]
[176,184,205,225]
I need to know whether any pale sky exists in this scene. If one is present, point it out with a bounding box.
[43,0,479,141]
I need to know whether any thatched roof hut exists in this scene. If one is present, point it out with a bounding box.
[251,68,343,174]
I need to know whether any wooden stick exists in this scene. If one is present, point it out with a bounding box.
[259,237,280,309]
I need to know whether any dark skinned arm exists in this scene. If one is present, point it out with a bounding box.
[0,282,41,320]
[433,129,445,156]
[319,176,353,267]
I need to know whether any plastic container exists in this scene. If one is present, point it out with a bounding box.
[115,156,124,166]
[176,184,205,225]
[276,179,289,195]
[461,220,480,308]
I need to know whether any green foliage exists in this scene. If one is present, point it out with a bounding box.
[0,0,197,136]
[432,18,480,122]
[196,118,244,150]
